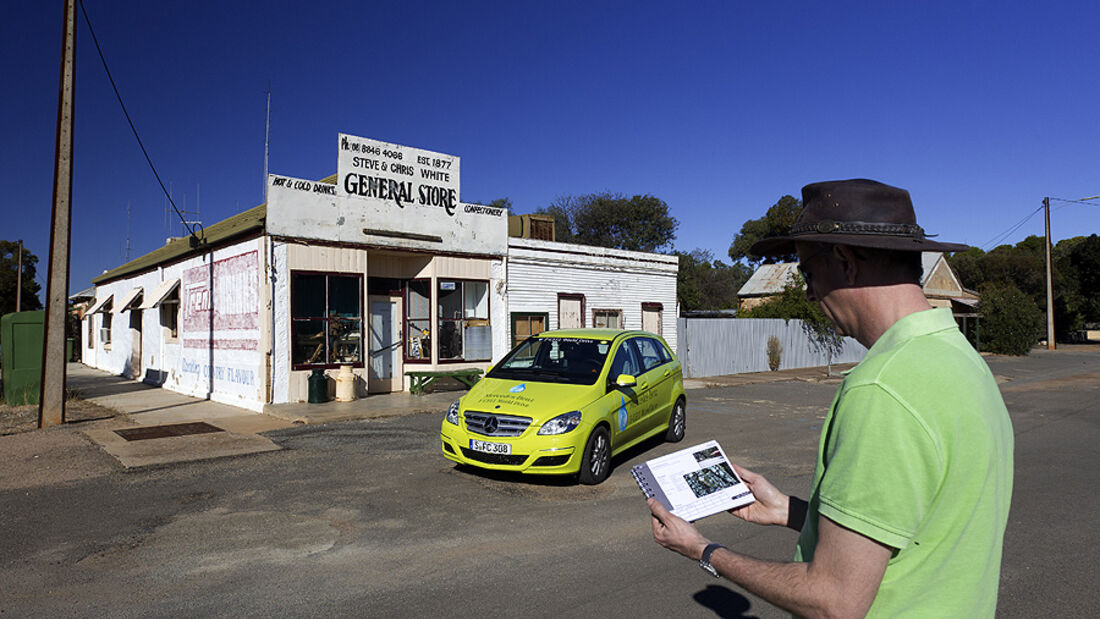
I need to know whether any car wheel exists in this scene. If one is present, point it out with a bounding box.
[578,426,612,485]
[664,398,686,442]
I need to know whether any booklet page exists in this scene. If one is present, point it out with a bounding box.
[644,440,754,522]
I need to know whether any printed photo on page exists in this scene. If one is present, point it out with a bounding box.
[632,439,754,522]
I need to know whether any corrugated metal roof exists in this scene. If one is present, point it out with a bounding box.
[91,175,341,286]
[92,203,266,285]
[737,263,799,297]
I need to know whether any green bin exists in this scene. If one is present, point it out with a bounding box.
[1,311,45,406]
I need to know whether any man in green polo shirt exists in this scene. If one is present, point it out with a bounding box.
[648,179,1013,617]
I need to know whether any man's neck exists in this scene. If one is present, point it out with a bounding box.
[851,284,933,349]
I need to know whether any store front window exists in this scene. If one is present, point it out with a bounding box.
[438,280,491,361]
[291,272,363,368]
[405,279,432,361]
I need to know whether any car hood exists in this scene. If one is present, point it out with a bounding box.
[463,377,600,419]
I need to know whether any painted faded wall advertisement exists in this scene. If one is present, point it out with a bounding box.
[182,250,259,349]
[179,249,261,401]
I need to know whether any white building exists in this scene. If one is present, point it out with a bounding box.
[82,134,678,411]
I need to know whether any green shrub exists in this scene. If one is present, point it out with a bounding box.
[766,336,783,371]
[977,282,1044,355]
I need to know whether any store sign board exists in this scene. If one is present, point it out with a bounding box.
[336,134,461,215]
[266,174,507,256]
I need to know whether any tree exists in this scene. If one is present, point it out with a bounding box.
[676,249,751,312]
[739,272,845,372]
[949,234,1094,340]
[0,240,42,316]
[533,192,678,252]
[977,282,1044,355]
[729,195,802,266]
[1054,234,1100,331]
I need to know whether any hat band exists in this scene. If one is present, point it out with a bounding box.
[789,220,927,238]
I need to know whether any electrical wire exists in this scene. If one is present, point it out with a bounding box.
[78,0,199,241]
[1050,197,1100,206]
[981,205,1044,250]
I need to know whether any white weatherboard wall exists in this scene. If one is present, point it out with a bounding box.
[88,239,267,411]
[506,238,679,354]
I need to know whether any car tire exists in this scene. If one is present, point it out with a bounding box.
[578,426,612,485]
[664,398,686,442]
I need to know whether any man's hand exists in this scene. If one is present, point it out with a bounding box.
[728,463,794,527]
[648,498,710,560]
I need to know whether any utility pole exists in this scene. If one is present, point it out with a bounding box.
[15,240,23,312]
[1042,197,1055,351]
[39,0,76,428]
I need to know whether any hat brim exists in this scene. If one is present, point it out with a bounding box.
[750,234,970,257]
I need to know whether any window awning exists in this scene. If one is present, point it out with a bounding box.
[115,287,144,312]
[138,278,180,310]
[86,294,113,314]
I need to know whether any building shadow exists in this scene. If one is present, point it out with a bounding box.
[693,584,762,619]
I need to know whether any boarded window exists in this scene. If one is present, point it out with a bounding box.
[642,302,662,335]
[558,294,585,329]
[511,313,547,349]
[593,309,622,329]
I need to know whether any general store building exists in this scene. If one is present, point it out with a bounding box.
[82,134,678,411]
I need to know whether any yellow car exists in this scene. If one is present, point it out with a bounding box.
[440,329,686,484]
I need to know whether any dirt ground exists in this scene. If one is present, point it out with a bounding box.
[0,394,120,435]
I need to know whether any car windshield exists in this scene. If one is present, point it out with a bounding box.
[488,337,611,386]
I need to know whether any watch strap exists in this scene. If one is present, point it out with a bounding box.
[699,542,725,577]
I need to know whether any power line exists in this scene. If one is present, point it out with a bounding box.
[1050,197,1100,206]
[981,205,1044,250]
[77,0,199,242]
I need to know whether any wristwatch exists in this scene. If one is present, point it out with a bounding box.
[699,542,725,578]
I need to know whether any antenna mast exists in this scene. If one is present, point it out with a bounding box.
[264,86,271,202]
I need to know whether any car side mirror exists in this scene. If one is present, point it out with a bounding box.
[615,374,637,388]
[484,364,493,374]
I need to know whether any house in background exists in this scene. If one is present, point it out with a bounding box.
[737,253,980,316]
[735,263,800,313]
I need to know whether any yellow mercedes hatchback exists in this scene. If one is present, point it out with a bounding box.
[440,329,686,484]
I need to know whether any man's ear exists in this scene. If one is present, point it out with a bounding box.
[833,244,861,286]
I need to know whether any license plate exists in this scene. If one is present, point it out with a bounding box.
[469,439,511,455]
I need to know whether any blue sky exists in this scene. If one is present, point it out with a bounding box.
[2,1,1097,294]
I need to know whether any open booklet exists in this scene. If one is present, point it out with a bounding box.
[631,439,755,522]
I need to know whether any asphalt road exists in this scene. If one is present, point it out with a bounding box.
[0,347,1096,617]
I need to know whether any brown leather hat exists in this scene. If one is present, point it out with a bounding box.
[749,179,970,256]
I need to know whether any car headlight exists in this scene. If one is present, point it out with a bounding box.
[445,400,461,425]
[538,410,582,435]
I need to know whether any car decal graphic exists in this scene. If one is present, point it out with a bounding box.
[618,396,628,431]
[509,383,526,393]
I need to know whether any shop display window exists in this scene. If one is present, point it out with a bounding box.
[405,279,432,361]
[291,272,363,368]
[438,280,491,361]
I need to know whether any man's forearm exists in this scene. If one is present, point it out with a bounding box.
[708,547,845,618]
